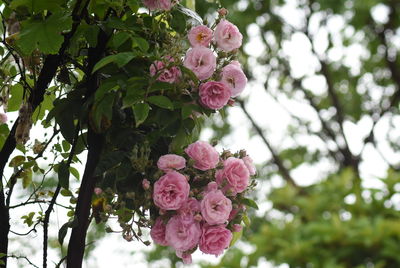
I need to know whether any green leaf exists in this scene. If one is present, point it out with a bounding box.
[92,52,136,73]
[58,161,70,189]
[122,77,147,107]
[243,214,251,227]
[148,81,174,93]
[93,93,114,130]
[181,104,199,119]
[133,103,150,127]
[170,9,187,33]
[21,168,32,188]
[9,155,25,167]
[17,12,72,55]
[60,188,73,196]
[69,166,80,180]
[147,96,174,110]
[10,0,65,13]
[230,227,243,247]
[242,198,259,210]
[112,31,130,48]
[62,140,71,152]
[32,90,55,123]
[95,81,119,102]
[82,24,99,47]
[58,222,69,246]
[8,84,23,112]
[127,0,139,12]
[132,37,149,52]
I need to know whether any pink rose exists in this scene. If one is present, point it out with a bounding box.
[216,157,250,195]
[185,141,219,171]
[0,112,7,124]
[242,156,256,175]
[165,215,201,251]
[201,190,232,225]
[214,20,243,52]
[199,81,231,110]
[150,217,168,246]
[150,57,181,83]
[157,154,186,172]
[176,251,192,264]
[153,171,190,210]
[183,47,216,80]
[142,0,175,11]
[178,197,200,223]
[199,224,232,255]
[205,181,218,193]
[188,25,213,47]
[220,62,247,97]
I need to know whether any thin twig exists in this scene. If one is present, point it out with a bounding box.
[238,100,298,187]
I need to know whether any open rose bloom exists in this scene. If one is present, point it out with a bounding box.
[150,141,256,263]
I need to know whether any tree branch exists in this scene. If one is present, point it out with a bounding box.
[238,100,298,187]
[0,0,87,266]
[43,125,80,268]
[66,28,109,268]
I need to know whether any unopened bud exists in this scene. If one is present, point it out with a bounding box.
[227,99,235,106]
[94,187,103,195]
[142,179,150,190]
[218,8,228,16]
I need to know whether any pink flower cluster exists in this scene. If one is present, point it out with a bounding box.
[184,20,247,110]
[149,141,256,264]
[148,16,247,112]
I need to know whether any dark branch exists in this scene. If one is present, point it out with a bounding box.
[238,100,298,187]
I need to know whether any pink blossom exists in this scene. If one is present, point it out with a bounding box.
[178,197,200,223]
[150,217,168,246]
[142,0,176,11]
[199,224,232,255]
[176,251,192,264]
[242,156,256,175]
[153,171,190,210]
[183,47,216,80]
[188,25,213,47]
[94,187,103,195]
[201,190,232,225]
[142,179,150,190]
[185,141,219,171]
[205,181,218,193]
[165,215,201,251]
[157,154,186,172]
[150,57,181,83]
[216,157,250,195]
[214,20,243,52]
[199,81,231,110]
[0,112,7,124]
[220,62,247,97]
[228,208,239,221]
